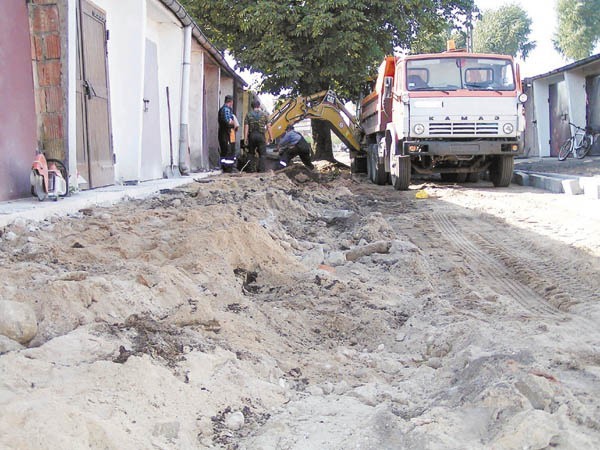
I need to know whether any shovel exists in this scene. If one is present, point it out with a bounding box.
[164,86,180,178]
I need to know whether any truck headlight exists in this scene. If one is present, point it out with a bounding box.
[503,123,514,134]
[413,123,425,135]
[518,93,528,103]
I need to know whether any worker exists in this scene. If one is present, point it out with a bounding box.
[218,95,237,172]
[277,125,314,170]
[243,99,272,172]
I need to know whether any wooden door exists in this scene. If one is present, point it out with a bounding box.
[549,81,570,157]
[76,0,114,188]
[75,17,90,190]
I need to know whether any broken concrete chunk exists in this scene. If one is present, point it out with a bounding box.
[0,300,38,344]
[345,240,392,262]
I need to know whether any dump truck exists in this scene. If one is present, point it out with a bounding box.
[358,50,527,189]
[263,48,526,189]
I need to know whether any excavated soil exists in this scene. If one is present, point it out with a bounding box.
[0,163,599,449]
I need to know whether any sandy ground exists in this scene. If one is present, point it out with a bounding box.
[0,162,599,449]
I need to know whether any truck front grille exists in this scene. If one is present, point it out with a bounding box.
[428,122,499,136]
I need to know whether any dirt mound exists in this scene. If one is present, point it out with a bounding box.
[1,166,599,449]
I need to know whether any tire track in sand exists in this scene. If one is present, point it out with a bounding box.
[431,212,561,318]
[430,212,598,336]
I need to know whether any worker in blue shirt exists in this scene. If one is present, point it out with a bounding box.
[277,125,314,170]
[218,95,237,171]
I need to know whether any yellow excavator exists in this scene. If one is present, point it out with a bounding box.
[267,90,363,153]
[238,90,365,171]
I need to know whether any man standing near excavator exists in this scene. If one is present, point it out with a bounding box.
[243,99,272,172]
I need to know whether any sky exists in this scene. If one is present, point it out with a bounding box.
[237,0,593,110]
[475,0,570,78]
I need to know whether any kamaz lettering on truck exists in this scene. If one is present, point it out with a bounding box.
[359,51,527,190]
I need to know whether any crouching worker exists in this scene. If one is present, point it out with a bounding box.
[277,125,314,170]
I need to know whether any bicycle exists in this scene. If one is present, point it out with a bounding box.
[558,122,599,161]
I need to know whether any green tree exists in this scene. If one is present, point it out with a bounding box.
[473,3,535,59]
[554,0,600,60]
[181,0,474,160]
[411,27,468,54]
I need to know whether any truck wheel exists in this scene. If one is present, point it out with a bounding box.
[366,144,374,181]
[372,159,387,185]
[489,155,514,187]
[391,156,411,190]
[375,138,388,185]
[368,144,386,185]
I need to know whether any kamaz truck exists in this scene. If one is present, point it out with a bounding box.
[358,50,527,189]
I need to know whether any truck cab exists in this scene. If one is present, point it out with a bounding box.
[360,51,527,190]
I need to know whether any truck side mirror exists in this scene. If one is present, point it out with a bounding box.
[384,76,393,99]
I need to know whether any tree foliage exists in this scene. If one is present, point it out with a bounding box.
[180,0,474,98]
[411,27,468,54]
[180,0,474,160]
[554,0,600,60]
[473,3,535,59]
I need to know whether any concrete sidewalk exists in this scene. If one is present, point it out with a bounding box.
[513,156,600,199]
[2,157,599,229]
[0,172,215,228]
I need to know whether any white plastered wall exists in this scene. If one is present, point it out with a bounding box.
[68,0,236,179]
[532,78,552,157]
[564,70,587,132]
[89,0,146,183]
[204,62,219,167]
[146,1,184,177]
[68,0,186,184]
[219,74,238,148]
[220,76,234,104]
[531,70,587,157]
[189,41,206,170]
[68,0,76,185]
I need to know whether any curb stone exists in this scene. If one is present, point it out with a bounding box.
[513,171,600,199]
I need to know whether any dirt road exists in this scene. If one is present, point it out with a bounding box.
[1,165,599,449]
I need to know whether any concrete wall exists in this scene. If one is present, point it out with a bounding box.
[205,63,220,168]
[59,0,243,190]
[146,9,184,177]
[522,82,537,157]
[525,59,600,158]
[75,0,185,183]
[220,76,234,104]
[532,78,552,157]
[189,42,206,170]
[88,0,146,183]
[218,74,238,149]
[565,70,588,133]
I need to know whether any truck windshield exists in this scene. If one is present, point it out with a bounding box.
[406,57,515,92]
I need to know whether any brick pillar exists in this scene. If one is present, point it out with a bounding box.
[28,0,67,161]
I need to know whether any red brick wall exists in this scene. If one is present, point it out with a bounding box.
[28,0,67,160]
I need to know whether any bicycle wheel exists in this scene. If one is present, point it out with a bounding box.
[575,135,592,159]
[558,138,573,161]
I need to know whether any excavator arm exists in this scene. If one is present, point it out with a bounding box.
[268,90,363,152]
